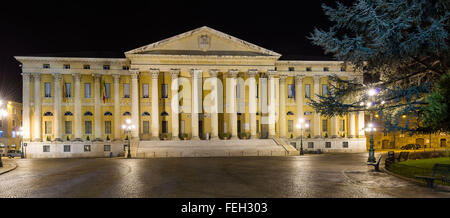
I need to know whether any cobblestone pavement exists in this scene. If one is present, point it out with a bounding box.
[0,153,449,198]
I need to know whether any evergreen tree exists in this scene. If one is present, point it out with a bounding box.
[308,0,449,133]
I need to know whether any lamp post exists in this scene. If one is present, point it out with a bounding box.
[17,127,24,158]
[296,118,309,156]
[0,100,8,167]
[122,119,135,159]
[366,88,378,163]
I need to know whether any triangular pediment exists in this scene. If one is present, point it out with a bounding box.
[125,26,281,57]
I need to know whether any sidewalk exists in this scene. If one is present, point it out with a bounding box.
[0,158,18,175]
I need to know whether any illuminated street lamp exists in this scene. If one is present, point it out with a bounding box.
[365,88,378,163]
[122,119,135,159]
[296,118,309,156]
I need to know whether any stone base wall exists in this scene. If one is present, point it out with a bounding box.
[24,141,126,158]
[285,137,367,153]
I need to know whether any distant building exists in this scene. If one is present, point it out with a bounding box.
[15,26,367,158]
[0,100,22,155]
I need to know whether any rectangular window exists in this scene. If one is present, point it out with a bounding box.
[104,83,111,98]
[44,82,51,97]
[343,142,349,148]
[45,121,52,134]
[322,84,328,96]
[65,83,71,98]
[288,120,293,132]
[0,130,2,138]
[305,84,311,98]
[287,84,295,98]
[306,120,311,131]
[12,131,16,138]
[85,121,92,134]
[143,121,150,134]
[104,145,111,152]
[340,119,345,131]
[340,66,346,72]
[322,119,328,132]
[43,64,50,69]
[123,83,130,98]
[12,120,15,127]
[84,145,91,152]
[162,121,168,134]
[103,65,110,70]
[323,67,329,72]
[142,84,149,98]
[64,145,71,152]
[325,142,331,148]
[43,145,50,152]
[122,66,129,70]
[306,67,312,71]
[65,121,72,134]
[288,67,295,71]
[161,84,168,98]
[63,64,70,69]
[105,121,111,134]
[83,65,90,69]
[308,142,314,148]
[84,83,91,98]
[256,84,259,98]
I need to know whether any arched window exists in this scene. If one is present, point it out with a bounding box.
[104,111,112,116]
[43,112,53,116]
[84,111,93,116]
[287,111,294,115]
[123,111,131,116]
[160,111,169,116]
[64,111,73,116]
[142,112,150,116]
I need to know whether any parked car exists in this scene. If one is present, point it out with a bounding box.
[7,150,22,158]
[401,144,421,150]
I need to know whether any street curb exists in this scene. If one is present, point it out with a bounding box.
[381,165,450,192]
[0,160,18,175]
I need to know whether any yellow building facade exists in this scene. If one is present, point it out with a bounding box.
[16,26,366,158]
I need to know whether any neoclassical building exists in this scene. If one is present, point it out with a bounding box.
[15,26,366,158]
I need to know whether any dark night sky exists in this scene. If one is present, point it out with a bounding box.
[0,0,337,102]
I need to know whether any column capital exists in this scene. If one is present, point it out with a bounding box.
[53,73,62,81]
[247,69,258,77]
[209,69,219,77]
[32,73,41,79]
[295,74,305,82]
[313,75,321,83]
[92,73,102,79]
[279,74,288,82]
[72,73,81,80]
[149,68,159,79]
[112,74,121,82]
[267,70,277,78]
[22,73,32,81]
[228,69,239,78]
[190,69,202,79]
[130,70,141,79]
[170,68,180,78]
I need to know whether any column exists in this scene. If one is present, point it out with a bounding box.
[150,69,159,140]
[73,73,82,141]
[248,69,258,139]
[53,73,62,141]
[171,69,180,140]
[113,74,121,140]
[228,69,238,139]
[22,73,31,141]
[131,70,140,139]
[191,69,202,140]
[209,69,220,140]
[348,112,356,138]
[331,116,338,138]
[313,75,321,138]
[295,75,304,137]
[32,73,42,141]
[358,111,365,137]
[279,74,287,138]
[267,70,276,138]
[93,74,102,140]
